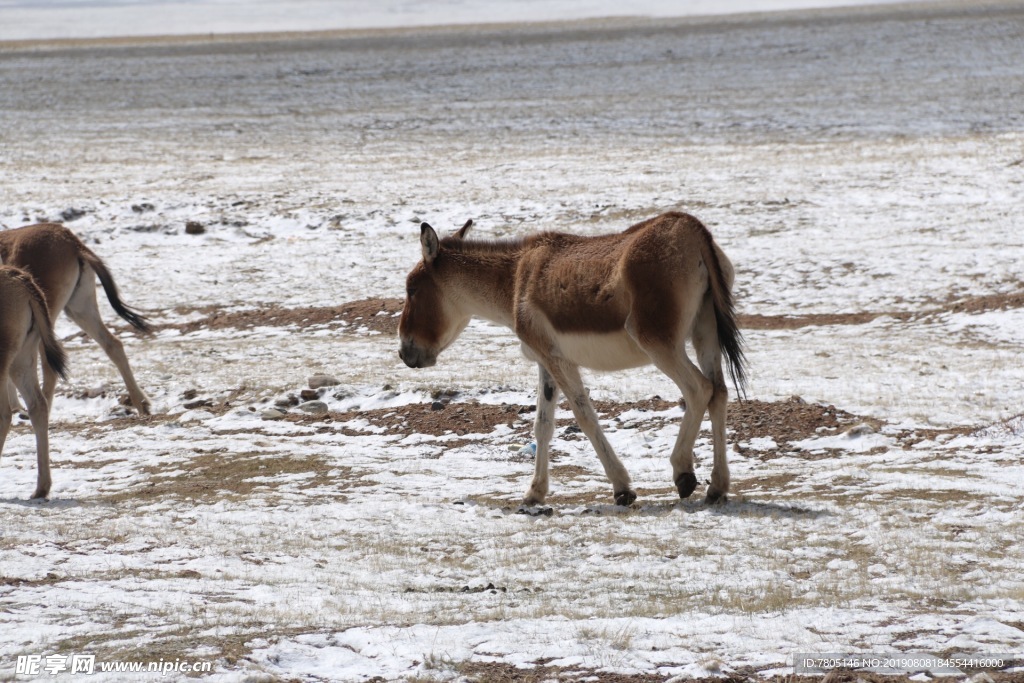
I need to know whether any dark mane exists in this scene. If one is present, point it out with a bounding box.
[440,234,531,254]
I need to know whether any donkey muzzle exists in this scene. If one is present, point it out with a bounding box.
[399,340,437,369]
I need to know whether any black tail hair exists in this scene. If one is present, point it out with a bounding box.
[701,230,748,398]
[9,267,70,381]
[42,333,70,382]
[79,250,152,334]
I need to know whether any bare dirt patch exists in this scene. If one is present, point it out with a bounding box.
[739,311,908,330]
[157,297,404,336]
[269,395,863,448]
[103,450,349,504]
[591,395,863,446]
[740,288,1024,330]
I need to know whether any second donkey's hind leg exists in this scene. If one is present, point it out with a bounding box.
[6,381,21,415]
[0,371,12,462]
[10,350,53,499]
[61,267,151,415]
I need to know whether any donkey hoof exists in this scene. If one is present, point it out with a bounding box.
[614,489,637,507]
[522,493,546,507]
[31,488,50,500]
[675,472,698,499]
[705,488,728,505]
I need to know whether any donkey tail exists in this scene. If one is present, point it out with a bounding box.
[699,228,748,397]
[18,270,70,381]
[77,246,152,334]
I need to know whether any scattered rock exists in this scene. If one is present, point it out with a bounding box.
[61,208,87,222]
[297,400,329,415]
[185,221,206,235]
[431,388,459,401]
[127,224,163,233]
[261,408,286,421]
[308,374,340,390]
[300,389,320,401]
[183,398,213,410]
[845,423,876,437]
[275,395,299,408]
[131,203,155,213]
[181,389,199,400]
[431,401,446,411]
[516,506,554,517]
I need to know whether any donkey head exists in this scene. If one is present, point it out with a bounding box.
[398,220,473,368]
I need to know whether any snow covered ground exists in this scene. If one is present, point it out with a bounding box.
[1,0,927,41]
[1,1,1024,681]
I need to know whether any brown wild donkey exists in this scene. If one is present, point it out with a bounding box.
[0,223,152,416]
[399,211,747,506]
[0,265,69,499]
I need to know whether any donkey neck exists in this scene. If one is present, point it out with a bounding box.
[438,238,522,328]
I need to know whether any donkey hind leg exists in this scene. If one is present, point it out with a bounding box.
[692,293,730,503]
[6,380,22,414]
[545,360,635,506]
[10,352,52,499]
[523,365,560,506]
[648,345,714,501]
[0,376,12,459]
[626,303,715,501]
[64,271,151,415]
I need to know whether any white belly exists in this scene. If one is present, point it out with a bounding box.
[553,331,652,371]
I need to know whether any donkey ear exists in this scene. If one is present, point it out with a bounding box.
[453,219,473,240]
[420,222,440,263]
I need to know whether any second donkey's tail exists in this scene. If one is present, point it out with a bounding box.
[18,270,70,381]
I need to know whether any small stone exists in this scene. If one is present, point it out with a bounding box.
[297,400,329,415]
[181,389,198,400]
[274,394,299,408]
[431,401,445,411]
[308,374,340,390]
[261,408,286,420]
[300,389,320,401]
[185,221,206,235]
[183,398,213,410]
[61,207,87,222]
[846,423,876,437]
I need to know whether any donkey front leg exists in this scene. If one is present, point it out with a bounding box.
[523,365,560,506]
[545,360,635,506]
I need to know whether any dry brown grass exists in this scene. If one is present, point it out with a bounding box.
[102,450,354,504]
